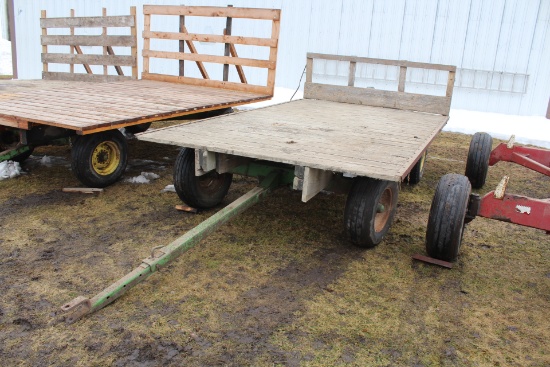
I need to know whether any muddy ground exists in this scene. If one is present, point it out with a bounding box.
[0,129,548,367]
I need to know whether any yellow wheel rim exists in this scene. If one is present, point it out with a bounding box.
[91,141,120,176]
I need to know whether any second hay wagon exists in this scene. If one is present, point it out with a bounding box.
[59,53,458,322]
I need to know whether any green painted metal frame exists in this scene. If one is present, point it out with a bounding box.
[61,170,284,323]
[0,145,32,163]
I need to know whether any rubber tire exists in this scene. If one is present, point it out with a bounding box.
[125,122,152,135]
[173,148,233,209]
[425,174,471,262]
[71,130,128,188]
[465,132,492,189]
[344,177,399,248]
[406,150,427,185]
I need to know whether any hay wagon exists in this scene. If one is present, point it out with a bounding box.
[0,5,281,187]
[62,53,457,322]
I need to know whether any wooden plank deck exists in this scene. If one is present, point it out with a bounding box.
[138,99,449,181]
[0,79,270,134]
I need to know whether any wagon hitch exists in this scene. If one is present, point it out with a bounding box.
[60,171,283,323]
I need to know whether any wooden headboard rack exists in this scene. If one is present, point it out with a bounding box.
[141,5,281,96]
[304,53,456,116]
[40,7,138,82]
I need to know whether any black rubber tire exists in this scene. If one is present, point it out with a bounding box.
[173,148,233,209]
[406,150,427,185]
[71,130,128,188]
[425,174,471,262]
[344,177,399,248]
[125,122,152,135]
[465,132,492,189]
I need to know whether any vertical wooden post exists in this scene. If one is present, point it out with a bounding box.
[102,8,108,76]
[546,97,550,119]
[267,16,281,95]
[130,6,138,79]
[41,10,48,74]
[223,5,233,82]
[348,61,356,87]
[398,66,407,92]
[305,57,313,83]
[70,9,75,74]
[143,12,151,75]
[446,70,456,97]
[179,11,185,77]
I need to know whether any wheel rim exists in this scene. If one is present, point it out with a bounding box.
[197,171,226,195]
[91,141,120,175]
[374,187,393,233]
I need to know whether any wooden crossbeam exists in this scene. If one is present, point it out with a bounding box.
[106,46,124,76]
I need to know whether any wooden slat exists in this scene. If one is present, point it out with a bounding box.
[348,61,356,87]
[398,66,407,92]
[0,115,19,128]
[130,6,138,79]
[181,25,209,79]
[106,47,125,75]
[143,5,281,20]
[142,72,271,95]
[266,19,280,94]
[41,35,136,47]
[143,14,151,74]
[304,82,451,116]
[41,10,47,73]
[306,57,313,83]
[41,53,135,67]
[142,30,276,47]
[74,46,93,74]
[42,72,132,82]
[40,15,135,28]
[70,9,75,74]
[446,70,456,97]
[223,28,246,84]
[142,49,274,69]
[307,52,457,72]
[102,8,108,76]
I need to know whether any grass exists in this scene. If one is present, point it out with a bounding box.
[0,130,548,366]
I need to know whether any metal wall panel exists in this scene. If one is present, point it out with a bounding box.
[12,0,550,116]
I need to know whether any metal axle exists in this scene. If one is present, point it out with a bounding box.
[61,171,282,323]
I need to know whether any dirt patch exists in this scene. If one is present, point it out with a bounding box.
[0,130,548,366]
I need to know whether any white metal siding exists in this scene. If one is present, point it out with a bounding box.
[12,0,550,116]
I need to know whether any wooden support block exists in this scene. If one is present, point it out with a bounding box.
[216,154,250,174]
[412,254,453,269]
[293,166,305,190]
[301,167,333,203]
[62,187,104,194]
[195,149,216,176]
[175,204,198,213]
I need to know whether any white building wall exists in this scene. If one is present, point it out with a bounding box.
[11,0,550,116]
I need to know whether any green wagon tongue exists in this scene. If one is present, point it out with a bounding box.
[60,171,282,324]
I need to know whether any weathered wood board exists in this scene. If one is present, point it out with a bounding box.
[138,99,449,182]
[0,79,270,134]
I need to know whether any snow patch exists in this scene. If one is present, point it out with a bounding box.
[161,184,176,193]
[126,171,160,184]
[0,160,22,180]
[0,39,12,76]
[40,155,52,166]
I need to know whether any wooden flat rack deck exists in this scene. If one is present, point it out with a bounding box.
[0,5,280,135]
[139,53,456,183]
[139,99,447,182]
[0,79,270,134]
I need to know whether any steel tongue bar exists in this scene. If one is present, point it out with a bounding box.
[60,171,282,323]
